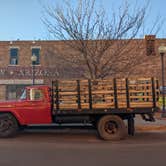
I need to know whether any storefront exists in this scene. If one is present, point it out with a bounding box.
[0,66,58,100]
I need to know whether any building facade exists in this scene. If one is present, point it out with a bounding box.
[0,35,165,100]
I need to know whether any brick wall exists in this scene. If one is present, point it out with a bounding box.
[0,38,164,79]
[0,36,165,99]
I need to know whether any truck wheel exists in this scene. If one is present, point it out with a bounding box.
[97,115,127,141]
[0,114,18,138]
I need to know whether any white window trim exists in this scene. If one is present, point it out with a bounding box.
[9,46,20,50]
[31,46,41,49]
[8,65,20,67]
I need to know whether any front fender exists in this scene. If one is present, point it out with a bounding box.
[0,110,26,125]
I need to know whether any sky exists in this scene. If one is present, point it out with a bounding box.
[0,0,165,41]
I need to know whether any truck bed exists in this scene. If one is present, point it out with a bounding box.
[52,77,159,114]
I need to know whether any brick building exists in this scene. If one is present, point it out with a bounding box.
[0,35,165,100]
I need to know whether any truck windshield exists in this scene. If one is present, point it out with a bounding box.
[20,90,26,100]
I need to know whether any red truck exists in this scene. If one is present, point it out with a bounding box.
[0,78,159,140]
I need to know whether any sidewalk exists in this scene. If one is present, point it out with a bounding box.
[135,113,166,131]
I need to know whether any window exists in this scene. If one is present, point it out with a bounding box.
[32,48,40,65]
[145,35,156,56]
[20,90,26,100]
[29,89,44,101]
[6,85,28,100]
[10,48,19,65]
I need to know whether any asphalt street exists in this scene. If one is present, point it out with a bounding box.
[0,129,166,166]
[0,114,165,166]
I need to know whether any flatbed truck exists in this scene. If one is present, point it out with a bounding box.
[0,77,159,140]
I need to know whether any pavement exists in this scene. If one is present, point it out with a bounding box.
[0,128,166,166]
[135,113,166,131]
[0,113,165,166]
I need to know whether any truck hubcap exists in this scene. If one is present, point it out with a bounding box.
[0,119,12,132]
[104,121,118,134]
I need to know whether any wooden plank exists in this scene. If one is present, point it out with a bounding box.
[102,96,114,99]
[54,78,125,83]
[92,106,115,109]
[58,92,78,95]
[91,90,114,93]
[59,102,78,105]
[128,78,151,81]
[56,103,154,109]
[130,102,153,105]
[129,90,152,93]
[129,96,153,99]
[129,84,152,87]
[58,90,77,92]
[79,91,114,94]
[58,95,78,98]
[130,104,153,107]
[56,95,153,100]
[92,103,114,107]
[56,82,145,89]
[59,104,78,107]
[58,81,77,83]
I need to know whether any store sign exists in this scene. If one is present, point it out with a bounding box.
[0,67,59,79]
[0,79,44,84]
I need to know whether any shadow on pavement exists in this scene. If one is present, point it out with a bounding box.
[9,128,166,145]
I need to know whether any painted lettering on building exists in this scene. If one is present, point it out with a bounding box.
[0,67,59,79]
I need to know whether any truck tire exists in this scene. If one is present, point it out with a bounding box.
[0,113,18,138]
[97,115,127,141]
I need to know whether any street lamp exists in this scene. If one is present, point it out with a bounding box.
[31,54,37,85]
[158,45,166,117]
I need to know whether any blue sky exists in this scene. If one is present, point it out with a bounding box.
[0,0,165,41]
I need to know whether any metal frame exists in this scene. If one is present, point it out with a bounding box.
[88,79,93,110]
[55,80,59,111]
[125,78,130,108]
[151,77,156,108]
[77,80,81,109]
[113,78,118,108]
[53,107,157,115]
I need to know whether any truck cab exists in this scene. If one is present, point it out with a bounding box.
[0,85,53,138]
[17,85,52,124]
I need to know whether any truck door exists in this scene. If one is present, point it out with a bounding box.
[18,87,52,124]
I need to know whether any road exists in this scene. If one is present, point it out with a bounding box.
[0,129,166,166]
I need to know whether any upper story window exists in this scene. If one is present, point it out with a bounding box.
[10,48,19,65]
[32,48,40,65]
[145,35,156,56]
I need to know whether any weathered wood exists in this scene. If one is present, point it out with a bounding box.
[53,77,159,110]
[58,92,78,95]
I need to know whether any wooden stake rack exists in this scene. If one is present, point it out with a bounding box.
[52,77,159,111]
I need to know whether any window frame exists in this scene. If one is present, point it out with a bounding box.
[31,47,41,65]
[29,88,44,101]
[9,47,19,65]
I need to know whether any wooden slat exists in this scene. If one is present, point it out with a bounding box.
[130,102,153,105]
[56,95,153,99]
[58,92,77,95]
[129,84,152,87]
[129,90,152,93]
[53,77,159,110]
[80,91,114,94]
[129,96,152,99]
